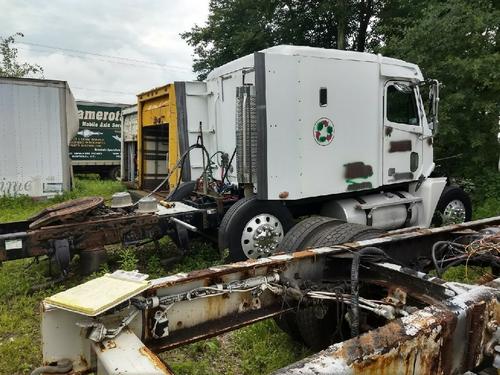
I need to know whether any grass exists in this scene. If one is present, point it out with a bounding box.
[0,174,498,374]
[0,177,307,374]
[0,175,125,222]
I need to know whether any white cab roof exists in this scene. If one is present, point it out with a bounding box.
[208,45,423,81]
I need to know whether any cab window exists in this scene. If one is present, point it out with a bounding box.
[386,83,419,125]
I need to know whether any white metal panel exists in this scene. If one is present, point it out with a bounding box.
[184,81,211,180]
[95,330,169,375]
[122,105,138,142]
[206,69,255,184]
[264,52,381,200]
[409,177,447,227]
[204,46,427,199]
[0,79,68,197]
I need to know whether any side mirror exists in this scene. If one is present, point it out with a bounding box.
[428,79,440,135]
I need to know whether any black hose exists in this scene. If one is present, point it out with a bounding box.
[147,143,211,201]
[349,246,396,338]
[350,252,361,337]
[431,241,465,277]
[221,148,237,185]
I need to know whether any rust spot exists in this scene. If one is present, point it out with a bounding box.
[279,191,289,199]
[344,162,373,179]
[292,249,316,259]
[29,196,104,229]
[176,321,183,328]
[105,340,116,350]
[79,355,88,368]
[464,301,487,369]
[139,346,171,374]
[389,140,412,153]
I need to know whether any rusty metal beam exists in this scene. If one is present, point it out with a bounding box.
[272,281,500,375]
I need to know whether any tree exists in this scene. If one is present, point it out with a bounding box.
[375,0,499,177]
[0,33,44,78]
[182,0,380,79]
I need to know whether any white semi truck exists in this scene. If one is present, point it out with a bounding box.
[153,45,471,260]
[0,46,472,272]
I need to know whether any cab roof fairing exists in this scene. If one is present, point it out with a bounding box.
[206,45,424,82]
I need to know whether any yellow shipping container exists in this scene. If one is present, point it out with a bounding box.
[137,84,180,191]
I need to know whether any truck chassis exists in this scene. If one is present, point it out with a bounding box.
[38,216,500,374]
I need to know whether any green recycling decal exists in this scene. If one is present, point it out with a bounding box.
[313,117,335,146]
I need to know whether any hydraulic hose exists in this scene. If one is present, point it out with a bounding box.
[137,143,210,203]
[350,246,396,337]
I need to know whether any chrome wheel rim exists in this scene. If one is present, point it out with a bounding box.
[241,214,284,259]
[443,199,467,223]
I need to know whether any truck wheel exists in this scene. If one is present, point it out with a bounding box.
[306,222,385,248]
[218,196,294,261]
[277,216,343,253]
[278,222,385,350]
[433,185,472,226]
[167,181,196,201]
[108,166,120,180]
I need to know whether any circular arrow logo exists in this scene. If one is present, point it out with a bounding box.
[313,117,335,146]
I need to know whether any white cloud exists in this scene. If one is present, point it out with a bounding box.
[0,0,209,103]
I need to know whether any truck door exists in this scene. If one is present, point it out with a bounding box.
[382,81,424,185]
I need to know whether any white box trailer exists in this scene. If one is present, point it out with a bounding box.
[0,77,78,197]
[120,105,138,183]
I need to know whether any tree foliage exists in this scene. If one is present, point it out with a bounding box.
[375,0,499,176]
[182,0,379,79]
[0,33,44,78]
[183,0,499,179]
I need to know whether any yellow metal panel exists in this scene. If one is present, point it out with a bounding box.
[167,87,180,190]
[136,84,180,191]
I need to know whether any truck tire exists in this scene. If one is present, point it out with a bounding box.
[274,216,342,342]
[278,222,385,350]
[277,216,343,253]
[167,181,196,201]
[218,196,294,261]
[306,222,385,248]
[433,185,472,226]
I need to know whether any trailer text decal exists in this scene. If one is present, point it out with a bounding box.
[313,118,335,146]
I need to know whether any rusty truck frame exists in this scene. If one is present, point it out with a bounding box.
[36,216,500,375]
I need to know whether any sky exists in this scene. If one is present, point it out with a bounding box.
[0,0,210,104]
